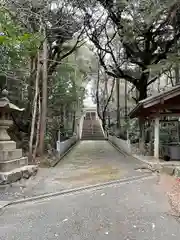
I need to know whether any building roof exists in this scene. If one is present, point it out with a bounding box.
[129,85,180,119]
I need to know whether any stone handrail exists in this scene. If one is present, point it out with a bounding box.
[108,134,131,155]
[78,113,85,139]
[97,117,106,139]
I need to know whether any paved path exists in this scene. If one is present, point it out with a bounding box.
[56,141,145,183]
[0,141,145,202]
[0,177,179,240]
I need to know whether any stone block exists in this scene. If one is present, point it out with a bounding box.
[0,165,38,185]
[174,167,180,178]
[0,157,28,172]
[0,170,22,184]
[0,149,22,161]
[161,166,175,176]
[8,171,22,183]
[22,169,31,179]
[0,141,16,151]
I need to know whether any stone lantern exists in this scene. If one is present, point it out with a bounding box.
[0,95,37,184]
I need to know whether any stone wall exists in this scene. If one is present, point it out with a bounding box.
[59,136,77,156]
[108,135,131,155]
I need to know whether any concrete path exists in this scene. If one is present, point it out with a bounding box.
[0,141,146,202]
[56,141,146,183]
[0,177,179,240]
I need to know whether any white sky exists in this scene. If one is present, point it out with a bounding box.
[83,81,96,107]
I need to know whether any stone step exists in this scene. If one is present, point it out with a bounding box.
[82,130,103,133]
[81,135,105,138]
[82,133,104,136]
[83,122,101,126]
[83,124,101,125]
[82,134,103,136]
[83,128,101,130]
[82,128,102,129]
[83,129,102,132]
[81,135,104,137]
[81,138,105,140]
[82,133,103,135]
[82,128,102,131]
[85,124,101,125]
[0,141,16,151]
[82,138,103,140]
[0,149,22,161]
[0,157,28,172]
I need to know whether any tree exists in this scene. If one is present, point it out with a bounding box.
[0,0,96,162]
[93,64,115,129]
[1,0,87,157]
[46,44,94,147]
[83,0,180,101]
[0,7,40,95]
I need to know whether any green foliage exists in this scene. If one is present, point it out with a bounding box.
[48,45,95,115]
[49,57,86,113]
[0,8,41,75]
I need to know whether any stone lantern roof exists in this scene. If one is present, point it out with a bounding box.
[0,97,24,112]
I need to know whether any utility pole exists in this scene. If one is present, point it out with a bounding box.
[39,28,48,155]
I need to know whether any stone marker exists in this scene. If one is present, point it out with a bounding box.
[0,94,38,184]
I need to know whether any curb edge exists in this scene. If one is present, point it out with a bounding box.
[1,174,154,209]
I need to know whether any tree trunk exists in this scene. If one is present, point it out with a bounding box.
[96,61,115,130]
[107,109,111,128]
[60,104,64,126]
[116,78,120,129]
[102,78,116,130]
[96,61,102,120]
[33,93,41,160]
[137,74,148,154]
[64,104,66,129]
[124,79,128,137]
[175,39,179,85]
[29,52,41,162]
[137,73,148,101]
[72,111,76,133]
[27,57,36,114]
[102,110,106,130]
[175,65,180,85]
[139,118,145,154]
[138,85,147,101]
[39,36,48,155]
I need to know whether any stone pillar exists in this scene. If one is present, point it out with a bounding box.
[0,112,27,173]
[0,106,37,184]
[154,117,160,159]
[0,113,11,141]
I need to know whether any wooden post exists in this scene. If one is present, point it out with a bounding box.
[154,117,160,159]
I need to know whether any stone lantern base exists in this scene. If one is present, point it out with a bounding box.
[0,120,38,184]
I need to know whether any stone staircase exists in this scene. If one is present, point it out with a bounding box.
[81,119,105,140]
